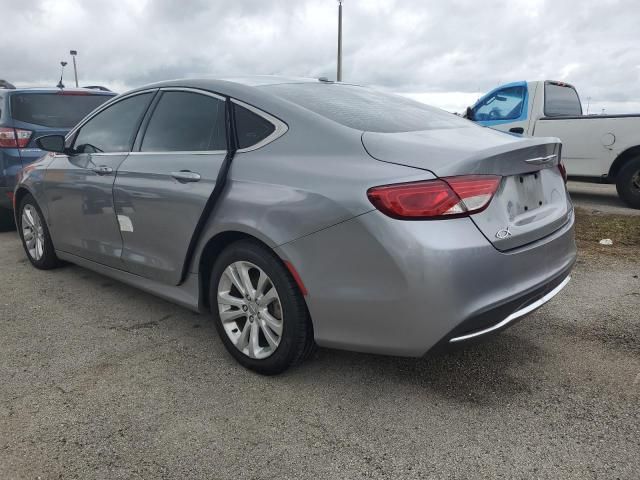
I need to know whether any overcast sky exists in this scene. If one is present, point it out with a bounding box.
[2,0,639,113]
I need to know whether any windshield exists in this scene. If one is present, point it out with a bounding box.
[10,93,112,128]
[261,83,471,133]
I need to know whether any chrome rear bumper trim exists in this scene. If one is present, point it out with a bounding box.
[449,275,571,343]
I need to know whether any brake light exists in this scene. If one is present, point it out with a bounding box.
[0,127,32,148]
[367,175,501,220]
[558,162,568,183]
[57,90,91,96]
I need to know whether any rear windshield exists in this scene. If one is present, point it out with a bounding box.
[10,93,112,128]
[544,83,582,117]
[261,83,470,133]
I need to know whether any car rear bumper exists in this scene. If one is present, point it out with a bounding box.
[442,271,571,345]
[276,208,577,357]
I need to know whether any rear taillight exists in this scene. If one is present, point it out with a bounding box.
[0,127,32,148]
[558,162,568,183]
[367,175,501,220]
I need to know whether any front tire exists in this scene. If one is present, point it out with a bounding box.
[18,194,61,269]
[616,157,640,209]
[209,240,314,375]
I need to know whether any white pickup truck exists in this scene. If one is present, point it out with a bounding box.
[465,80,640,209]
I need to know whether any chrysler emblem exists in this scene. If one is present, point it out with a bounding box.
[496,227,512,239]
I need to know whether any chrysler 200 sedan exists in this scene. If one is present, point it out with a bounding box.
[15,77,576,374]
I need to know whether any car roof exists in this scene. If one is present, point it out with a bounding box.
[3,87,115,95]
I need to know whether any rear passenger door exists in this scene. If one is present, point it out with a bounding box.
[113,88,227,285]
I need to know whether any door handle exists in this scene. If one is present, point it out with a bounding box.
[171,170,201,183]
[92,165,113,175]
[509,127,524,134]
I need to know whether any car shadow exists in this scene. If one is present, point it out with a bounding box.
[287,333,544,406]
[0,216,16,232]
[28,261,545,407]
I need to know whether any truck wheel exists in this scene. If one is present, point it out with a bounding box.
[616,158,640,209]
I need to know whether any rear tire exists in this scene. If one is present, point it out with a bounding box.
[209,240,315,375]
[615,157,640,209]
[18,194,62,270]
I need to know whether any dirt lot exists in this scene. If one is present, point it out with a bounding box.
[0,211,638,479]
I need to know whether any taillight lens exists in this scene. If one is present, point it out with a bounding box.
[367,175,501,220]
[0,127,32,148]
[558,162,568,183]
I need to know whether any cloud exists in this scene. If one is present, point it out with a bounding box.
[2,0,639,112]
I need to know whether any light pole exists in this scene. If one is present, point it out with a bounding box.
[70,50,78,87]
[337,0,343,82]
[57,61,67,89]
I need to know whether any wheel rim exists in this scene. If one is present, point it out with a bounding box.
[217,261,284,360]
[22,204,45,261]
[631,170,640,192]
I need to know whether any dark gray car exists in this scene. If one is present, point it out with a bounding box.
[15,77,576,374]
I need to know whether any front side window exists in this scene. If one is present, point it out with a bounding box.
[73,93,152,153]
[544,83,582,117]
[140,91,226,152]
[234,103,276,149]
[472,86,526,122]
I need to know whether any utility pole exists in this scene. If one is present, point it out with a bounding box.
[337,0,343,82]
[70,50,78,87]
[57,61,67,89]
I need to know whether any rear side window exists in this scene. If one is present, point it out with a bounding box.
[261,83,470,133]
[10,93,111,128]
[234,103,275,149]
[73,93,152,153]
[544,83,582,117]
[141,91,226,152]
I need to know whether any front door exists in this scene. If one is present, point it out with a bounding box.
[113,89,227,285]
[46,92,154,267]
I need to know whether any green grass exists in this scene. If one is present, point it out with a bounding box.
[574,207,640,255]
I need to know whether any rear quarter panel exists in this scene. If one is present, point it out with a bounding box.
[533,116,640,176]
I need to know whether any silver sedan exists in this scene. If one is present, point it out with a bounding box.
[15,77,576,374]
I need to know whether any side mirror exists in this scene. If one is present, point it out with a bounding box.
[36,135,66,154]
[464,106,474,121]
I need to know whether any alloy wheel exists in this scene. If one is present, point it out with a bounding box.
[22,204,45,261]
[632,170,640,192]
[217,261,284,360]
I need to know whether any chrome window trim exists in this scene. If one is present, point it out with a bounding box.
[231,98,288,153]
[449,275,571,343]
[128,150,227,156]
[158,86,225,102]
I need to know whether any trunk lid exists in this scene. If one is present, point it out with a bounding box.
[362,126,572,251]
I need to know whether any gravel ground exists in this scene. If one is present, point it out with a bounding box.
[1,220,639,479]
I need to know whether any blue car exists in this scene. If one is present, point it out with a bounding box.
[0,87,115,226]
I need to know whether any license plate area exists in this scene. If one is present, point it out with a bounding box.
[507,171,545,216]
